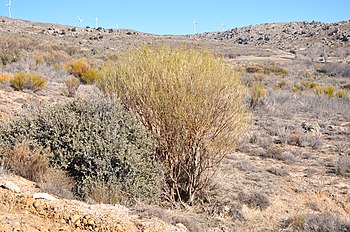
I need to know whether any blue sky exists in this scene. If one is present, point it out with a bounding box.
[1,0,349,35]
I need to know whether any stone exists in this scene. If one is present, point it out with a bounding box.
[70,214,80,223]
[1,181,21,193]
[176,223,188,231]
[33,192,57,201]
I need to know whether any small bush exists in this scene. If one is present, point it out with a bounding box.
[283,213,350,231]
[3,141,49,183]
[64,59,91,77]
[81,68,103,84]
[250,83,267,107]
[245,65,264,74]
[238,191,270,210]
[39,169,74,199]
[245,64,288,77]
[301,80,310,90]
[342,83,350,90]
[10,72,46,92]
[0,97,161,206]
[323,85,335,98]
[100,46,250,205]
[336,156,350,177]
[336,90,347,99]
[64,76,80,97]
[0,73,12,84]
[314,86,323,95]
[64,59,102,84]
[0,36,21,66]
[274,80,287,90]
[293,84,302,93]
[310,82,317,88]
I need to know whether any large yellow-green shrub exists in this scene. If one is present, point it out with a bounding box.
[99,46,250,205]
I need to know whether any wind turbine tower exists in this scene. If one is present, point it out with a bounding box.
[77,16,83,27]
[193,19,197,34]
[95,16,99,28]
[5,0,11,18]
[221,21,225,31]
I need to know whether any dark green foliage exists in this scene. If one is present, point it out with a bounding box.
[0,96,162,206]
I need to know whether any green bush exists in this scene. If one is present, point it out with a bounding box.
[99,46,250,205]
[10,72,46,92]
[0,97,161,206]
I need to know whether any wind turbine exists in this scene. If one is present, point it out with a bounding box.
[193,18,196,34]
[77,16,83,26]
[94,16,99,28]
[221,21,225,32]
[5,0,11,18]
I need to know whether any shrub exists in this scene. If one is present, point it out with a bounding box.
[0,97,161,206]
[0,36,21,66]
[81,67,103,84]
[314,86,323,95]
[0,73,12,84]
[245,65,264,74]
[301,80,310,89]
[64,59,102,84]
[342,83,350,90]
[238,191,270,210]
[263,65,289,77]
[100,46,250,205]
[323,85,335,98]
[293,83,302,93]
[336,155,350,177]
[64,76,80,97]
[336,90,347,99]
[245,64,288,77]
[3,141,49,183]
[284,213,350,231]
[64,58,91,77]
[250,83,267,107]
[10,72,46,92]
[310,82,317,88]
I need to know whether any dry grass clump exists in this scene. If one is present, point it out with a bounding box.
[64,76,80,97]
[39,168,74,199]
[250,83,267,108]
[10,72,46,92]
[238,191,270,210]
[100,46,250,205]
[336,155,350,177]
[283,213,350,231]
[3,141,49,183]
[134,204,200,232]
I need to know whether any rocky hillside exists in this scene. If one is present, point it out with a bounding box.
[197,20,350,50]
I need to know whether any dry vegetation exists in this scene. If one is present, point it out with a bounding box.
[0,17,349,231]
